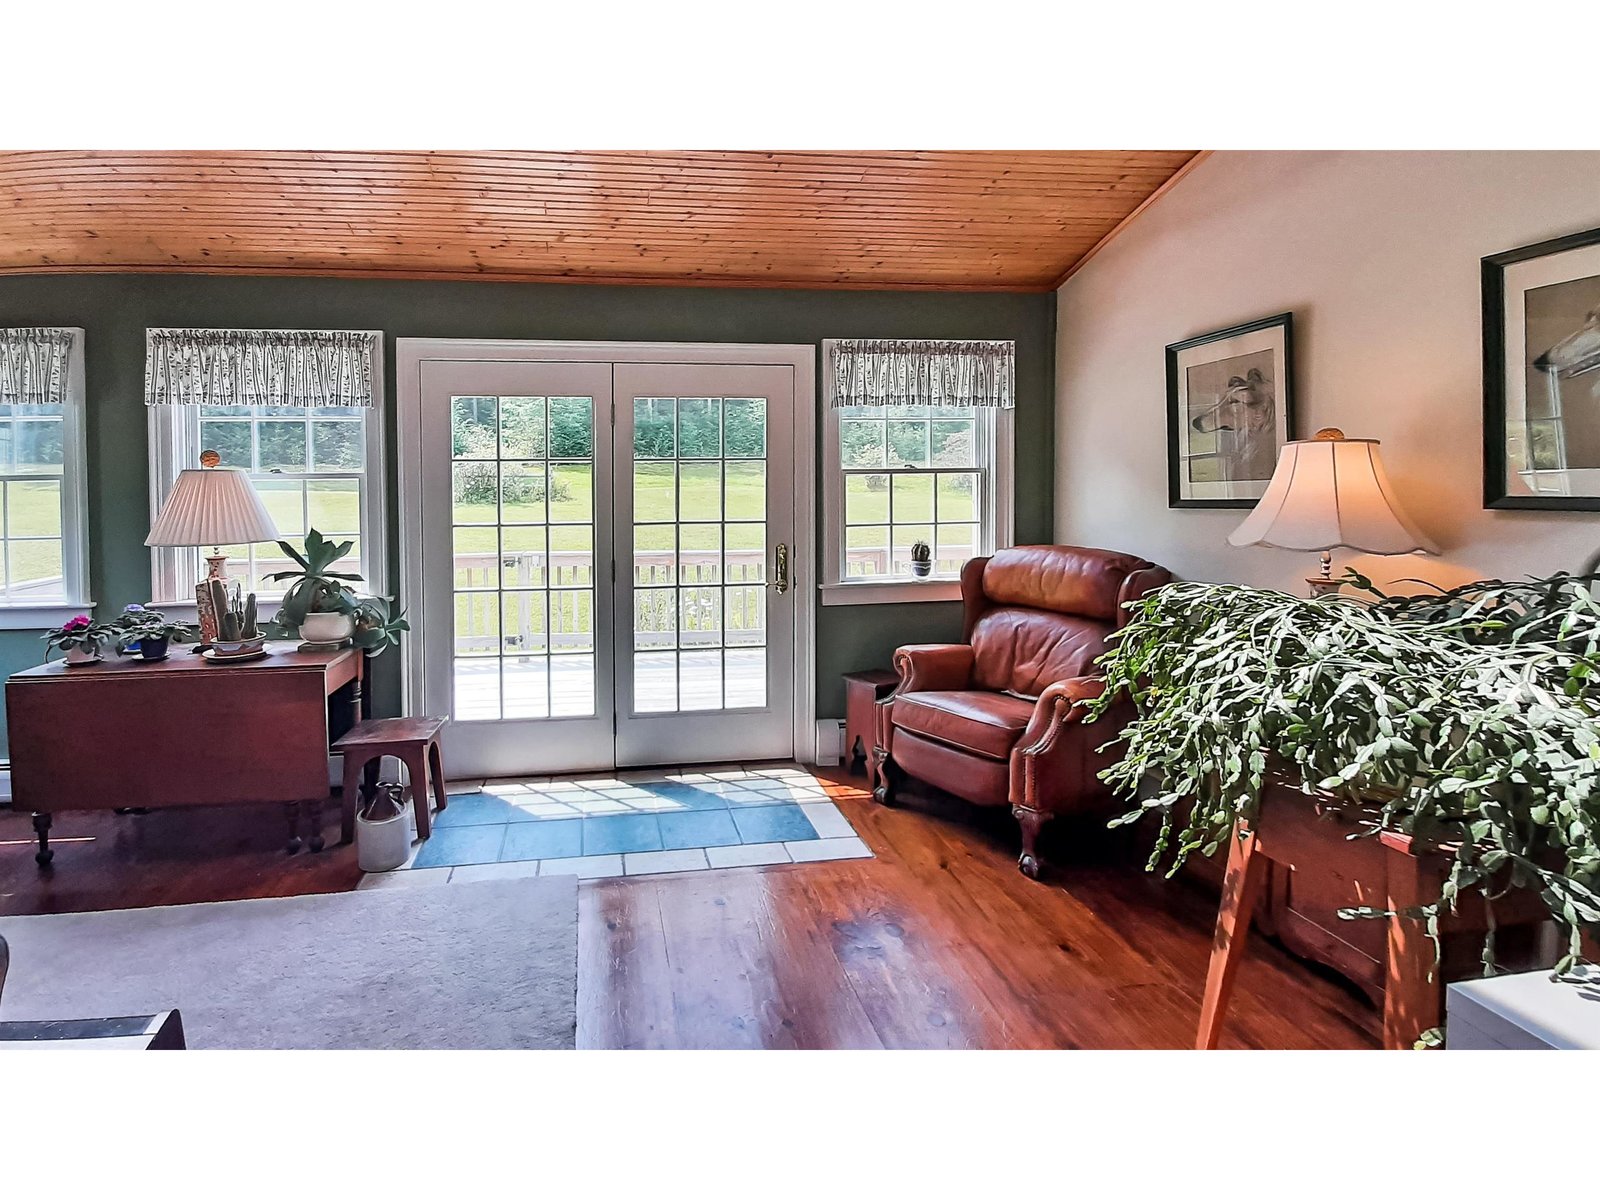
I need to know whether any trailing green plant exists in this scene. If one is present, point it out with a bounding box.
[1086,572,1600,977]
[349,595,409,656]
[266,529,408,657]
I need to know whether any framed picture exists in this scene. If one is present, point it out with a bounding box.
[1484,227,1600,510]
[1166,313,1295,508]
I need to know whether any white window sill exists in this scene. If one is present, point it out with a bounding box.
[0,601,97,630]
[819,579,962,606]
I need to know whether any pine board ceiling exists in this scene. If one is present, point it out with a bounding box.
[0,150,1200,291]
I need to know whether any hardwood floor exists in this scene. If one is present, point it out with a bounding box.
[0,768,1379,1049]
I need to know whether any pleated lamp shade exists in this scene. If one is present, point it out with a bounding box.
[1228,429,1438,555]
[145,464,280,549]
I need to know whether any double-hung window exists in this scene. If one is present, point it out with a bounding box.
[146,330,384,606]
[0,328,90,626]
[821,339,1014,604]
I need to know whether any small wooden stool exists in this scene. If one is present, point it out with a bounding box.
[335,717,449,845]
[843,669,899,788]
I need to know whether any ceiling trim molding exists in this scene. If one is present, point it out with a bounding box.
[1051,151,1213,290]
[0,262,1057,294]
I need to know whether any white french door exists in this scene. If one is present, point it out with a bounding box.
[409,346,805,777]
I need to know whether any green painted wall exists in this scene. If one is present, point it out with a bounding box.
[0,274,1054,754]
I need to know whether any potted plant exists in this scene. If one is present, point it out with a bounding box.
[114,604,199,661]
[1088,572,1600,977]
[43,614,116,666]
[268,529,409,654]
[910,540,934,577]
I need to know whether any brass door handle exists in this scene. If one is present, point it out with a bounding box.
[772,543,790,594]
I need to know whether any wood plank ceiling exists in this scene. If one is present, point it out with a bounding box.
[0,150,1200,292]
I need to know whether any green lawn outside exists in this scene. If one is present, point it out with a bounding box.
[1,476,65,591]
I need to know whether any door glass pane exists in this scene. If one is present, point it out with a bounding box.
[679,463,721,521]
[724,521,765,584]
[627,395,768,714]
[450,394,596,722]
[678,523,720,583]
[501,525,546,587]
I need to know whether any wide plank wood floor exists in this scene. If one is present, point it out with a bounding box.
[0,768,1378,1049]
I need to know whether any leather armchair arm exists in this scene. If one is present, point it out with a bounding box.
[892,643,975,693]
[1010,676,1127,814]
[1016,676,1105,756]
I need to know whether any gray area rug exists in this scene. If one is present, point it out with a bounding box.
[0,876,578,1049]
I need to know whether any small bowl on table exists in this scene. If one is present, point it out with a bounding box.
[208,634,267,660]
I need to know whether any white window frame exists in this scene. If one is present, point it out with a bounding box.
[0,328,92,628]
[146,347,387,614]
[819,340,1013,606]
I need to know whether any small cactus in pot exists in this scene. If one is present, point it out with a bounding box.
[910,540,934,577]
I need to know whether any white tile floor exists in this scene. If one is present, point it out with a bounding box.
[357,763,873,889]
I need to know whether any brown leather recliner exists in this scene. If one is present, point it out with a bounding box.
[873,545,1171,879]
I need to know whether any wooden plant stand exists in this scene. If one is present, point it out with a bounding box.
[1197,789,1550,1050]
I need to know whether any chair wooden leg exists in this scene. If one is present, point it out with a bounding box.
[1012,805,1052,880]
[1196,824,1267,1050]
[428,741,448,815]
[872,749,900,806]
[404,749,433,839]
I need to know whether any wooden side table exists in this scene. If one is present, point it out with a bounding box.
[1196,789,1551,1050]
[843,669,899,788]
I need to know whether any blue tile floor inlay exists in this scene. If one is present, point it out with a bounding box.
[581,814,664,855]
[730,803,819,844]
[398,767,852,873]
[411,823,509,869]
[657,808,741,850]
[500,819,584,861]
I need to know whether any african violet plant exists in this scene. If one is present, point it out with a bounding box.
[1086,571,1600,975]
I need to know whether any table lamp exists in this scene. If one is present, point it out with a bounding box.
[146,450,280,639]
[1228,428,1438,597]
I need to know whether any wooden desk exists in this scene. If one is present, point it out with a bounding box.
[1196,790,1550,1050]
[6,646,363,863]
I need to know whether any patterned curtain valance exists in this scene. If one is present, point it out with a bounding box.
[1,327,75,406]
[145,328,380,407]
[829,339,1014,409]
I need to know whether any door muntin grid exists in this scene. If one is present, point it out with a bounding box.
[450,394,596,722]
[630,396,767,715]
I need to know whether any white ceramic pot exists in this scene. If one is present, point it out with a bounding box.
[299,611,356,644]
[63,645,102,666]
[356,804,413,873]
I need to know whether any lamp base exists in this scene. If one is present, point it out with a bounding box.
[1306,550,1340,599]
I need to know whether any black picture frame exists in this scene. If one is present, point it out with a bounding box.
[1483,226,1600,511]
[1165,312,1296,509]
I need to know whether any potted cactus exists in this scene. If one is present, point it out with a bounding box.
[909,540,934,577]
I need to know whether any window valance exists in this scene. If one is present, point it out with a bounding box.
[828,339,1014,409]
[145,328,380,407]
[1,327,75,406]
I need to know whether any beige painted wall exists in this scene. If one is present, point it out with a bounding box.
[1054,150,1600,593]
